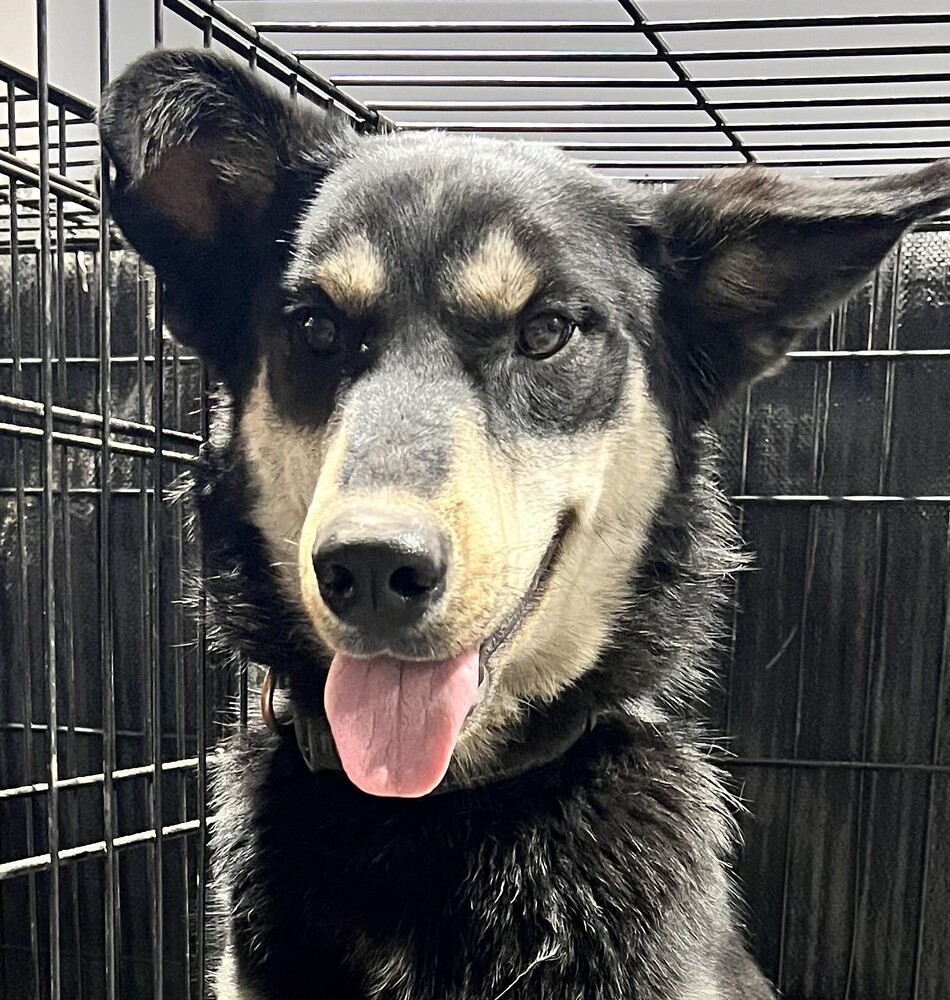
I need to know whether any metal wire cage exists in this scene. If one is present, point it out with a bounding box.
[0,2,947,999]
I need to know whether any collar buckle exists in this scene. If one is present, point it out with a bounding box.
[260,669,294,733]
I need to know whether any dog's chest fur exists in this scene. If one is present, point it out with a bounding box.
[211,718,752,1000]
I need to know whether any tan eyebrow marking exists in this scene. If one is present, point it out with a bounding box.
[313,235,386,312]
[451,228,539,320]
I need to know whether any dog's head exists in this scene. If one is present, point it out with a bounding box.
[100,50,950,797]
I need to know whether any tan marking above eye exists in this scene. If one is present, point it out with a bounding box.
[313,235,386,313]
[450,228,540,321]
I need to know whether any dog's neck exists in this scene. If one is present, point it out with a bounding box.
[263,670,600,794]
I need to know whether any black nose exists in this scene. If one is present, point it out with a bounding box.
[313,514,448,635]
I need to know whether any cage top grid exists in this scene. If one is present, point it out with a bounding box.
[217,0,950,179]
[7,0,950,250]
[0,58,100,249]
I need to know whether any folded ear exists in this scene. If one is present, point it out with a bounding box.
[649,162,950,418]
[98,49,350,369]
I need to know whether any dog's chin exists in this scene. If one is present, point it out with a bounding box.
[319,512,574,799]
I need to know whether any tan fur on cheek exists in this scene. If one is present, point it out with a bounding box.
[297,420,353,645]
[240,366,328,595]
[426,414,550,648]
[314,234,386,313]
[450,227,539,321]
[486,375,674,708]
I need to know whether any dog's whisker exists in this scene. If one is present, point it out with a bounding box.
[492,944,561,1000]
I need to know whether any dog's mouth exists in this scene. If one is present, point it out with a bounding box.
[323,512,573,799]
[477,509,574,681]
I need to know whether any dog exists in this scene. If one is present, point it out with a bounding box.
[98,49,950,1000]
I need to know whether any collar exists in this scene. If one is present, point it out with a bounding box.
[260,669,599,795]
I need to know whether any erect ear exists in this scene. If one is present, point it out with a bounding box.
[649,162,950,418]
[98,48,351,370]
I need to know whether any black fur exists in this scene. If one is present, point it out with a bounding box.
[98,49,950,1000]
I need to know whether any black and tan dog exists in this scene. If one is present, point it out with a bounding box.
[100,50,950,1000]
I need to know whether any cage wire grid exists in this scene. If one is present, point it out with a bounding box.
[0,1,948,998]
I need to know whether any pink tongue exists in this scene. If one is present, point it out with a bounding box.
[324,649,480,798]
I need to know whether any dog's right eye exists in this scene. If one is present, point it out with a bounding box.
[518,313,577,360]
[287,308,338,353]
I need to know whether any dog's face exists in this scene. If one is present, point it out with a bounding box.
[239,134,676,791]
[100,50,950,797]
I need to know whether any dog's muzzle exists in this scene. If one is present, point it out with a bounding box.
[296,504,575,799]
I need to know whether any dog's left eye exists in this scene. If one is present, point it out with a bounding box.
[288,308,338,353]
[518,314,577,360]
